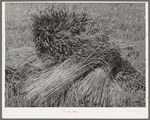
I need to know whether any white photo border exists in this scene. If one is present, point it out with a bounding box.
[2,1,149,119]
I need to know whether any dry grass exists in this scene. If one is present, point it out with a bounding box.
[20,58,91,106]
[65,68,110,107]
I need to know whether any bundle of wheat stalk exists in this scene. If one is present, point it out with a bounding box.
[65,68,111,107]
[6,47,40,68]
[20,42,146,107]
[18,7,145,107]
[5,47,48,81]
[20,58,91,106]
[20,42,128,107]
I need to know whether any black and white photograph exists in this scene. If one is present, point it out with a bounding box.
[2,1,148,119]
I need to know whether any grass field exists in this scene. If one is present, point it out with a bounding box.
[5,3,146,107]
